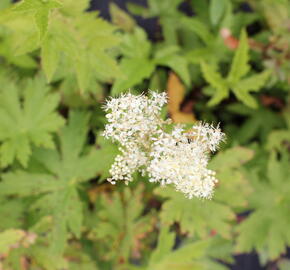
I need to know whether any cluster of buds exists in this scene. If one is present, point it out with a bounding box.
[103,92,225,199]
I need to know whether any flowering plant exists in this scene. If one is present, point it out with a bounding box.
[103,92,225,199]
[0,0,289,269]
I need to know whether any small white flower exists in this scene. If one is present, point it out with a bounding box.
[102,91,225,199]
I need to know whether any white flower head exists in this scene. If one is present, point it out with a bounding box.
[102,91,225,199]
[103,92,167,147]
[148,126,219,199]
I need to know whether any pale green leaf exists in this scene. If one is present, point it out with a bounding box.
[60,110,90,161]
[5,5,120,92]
[66,187,83,238]
[120,27,151,58]
[160,16,179,45]
[60,0,90,15]
[74,52,91,93]
[50,192,68,256]
[209,147,254,208]
[232,88,258,108]
[209,146,254,172]
[94,136,120,180]
[0,77,64,167]
[50,187,83,256]
[200,61,229,106]
[109,3,136,32]
[236,153,290,260]
[41,33,60,82]
[13,0,62,40]
[149,240,209,270]
[232,70,271,108]
[0,33,37,68]
[233,70,271,93]
[148,231,230,270]
[0,111,104,258]
[0,171,63,196]
[126,2,150,17]
[112,57,155,95]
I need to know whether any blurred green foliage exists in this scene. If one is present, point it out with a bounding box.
[0,0,290,269]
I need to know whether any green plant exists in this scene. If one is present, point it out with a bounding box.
[0,0,290,269]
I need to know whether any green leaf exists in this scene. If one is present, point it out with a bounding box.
[60,0,90,15]
[155,146,254,239]
[155,46,190,86]
[13,0,62,40]
[209,146,254,172]
[112,57,155,95]
[50,214,67,256]
[94,136,119,180]
[126,2,150,17]
[0,171,63,196]
[149,227,175,266]
[29,245,68,270]
[4,8,120,91]
[227,29,249,84]
[233,70,271,93]
[109,3,136,32]
[66,188,83,238]
[50,187,83,256]
[160,16,179,45]
[155,187,235,239]
[0,199,25,230]
[200,61,229,106]
[232,88,258,108]
[0,76,64,167]
[210,0,228,25]
[209,147,254,208]
[0,35,37,68]
[41,33,60,82]
[120,27,151,58]
[0,111,103,258]
[149,239,208,270]
[232,70,271,108]
[148,228,230,270]
[181,17,214,46]
[60,110,89,161]
[89,184,155,263]
[200,31,270,108]
[111,27,154,95]
[236,153,290,260]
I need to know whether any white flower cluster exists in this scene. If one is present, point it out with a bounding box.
[103,92,225,199]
